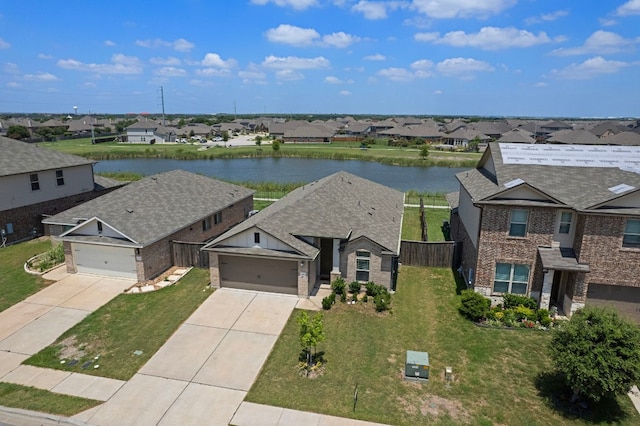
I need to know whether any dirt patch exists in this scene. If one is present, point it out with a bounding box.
[135,266,181,288]
[397,394,470,423]
[388,353,397,363]
[57,336,88,360]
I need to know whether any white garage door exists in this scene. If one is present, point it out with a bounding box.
[72,243,137,279]
[219,255,298,295]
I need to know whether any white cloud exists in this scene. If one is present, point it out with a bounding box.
[599,17,617,27]
[265,24,320,46]
[250,0,318,10]
[104,40,116,47]
[433,89,442,94]
[23,72,58,81]
[0,37,9,49]
[550,56,629,80]
[150,56,181,66]
[239,68,267,80]
[364,53,386,61]
[417,27,557,50]
[525,9,569,25]
[616,0,640,16]
[154,67,187,77]
[201,53,237,68]
[276,69,305,80]
[7,81,20,87]
[411,59,434,70]
[4,63,20,74]
[339,90,352,96]
[57,54,143,75]
[550,30,638,56]
[411,0,516,19]
[325,75,353,84]
[436,57,494,78]
[38,53,53,60]
[262,55,330,69]
[135,38,194,52]
[196,68,233,77]
[323,32,361,48]
[534,82,548,87]
[352,1,408,20]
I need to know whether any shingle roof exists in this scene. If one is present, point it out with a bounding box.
[43,170,255,246]
[205,171,404,258]
[546,129,601,145]
[0,136,95,177]
[602,131,640,146]
[457,142,640,214]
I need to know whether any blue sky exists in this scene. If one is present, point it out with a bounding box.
[1,0,639,117]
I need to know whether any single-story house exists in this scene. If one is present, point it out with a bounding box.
[43,170,254,281]
[203,171,404,297]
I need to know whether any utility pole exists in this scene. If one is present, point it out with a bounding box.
[159,86,166,126]
[234,100,237,120]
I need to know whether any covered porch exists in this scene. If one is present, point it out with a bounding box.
[537,246,590,316]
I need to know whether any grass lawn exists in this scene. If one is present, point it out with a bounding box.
[0,383,101,417]
[0,238,54,313]
[402,208,451,242]
[24,268,212,381]
[246,266,640,425]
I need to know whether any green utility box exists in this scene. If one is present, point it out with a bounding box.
[405,350,429,381]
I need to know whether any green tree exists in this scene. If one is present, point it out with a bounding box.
[34,127,53,141]
[550,307,640,403]
[468,136,481,152]
[189,129,195,138]
[222,131,229,142]
[419,144,430,160]
[255,135,262,147]
[7,125,30,140]
[272,139,281,152]
[297,311,326,366]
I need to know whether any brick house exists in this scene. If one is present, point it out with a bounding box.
[43,170,253,282]
[0,136,123,245]
[450,143,640,322]
[202,171,404,297]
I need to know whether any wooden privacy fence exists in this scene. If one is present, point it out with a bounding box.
[400,240,458,268]
[171,241,209,268]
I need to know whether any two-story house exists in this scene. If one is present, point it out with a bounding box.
[0,136,122,244]
[450,142,640,323]
[125,120,177,143]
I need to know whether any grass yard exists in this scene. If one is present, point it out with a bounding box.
[24,268,212,381]
[402,208,451,242]
[0,383,101,416]
[246,266,639,425]
[0,238,54,313]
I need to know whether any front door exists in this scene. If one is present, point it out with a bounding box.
[320,238,333,280]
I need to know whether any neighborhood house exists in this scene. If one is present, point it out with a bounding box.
[450,142,640,323]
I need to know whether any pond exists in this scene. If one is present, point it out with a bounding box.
[94,158,470,193]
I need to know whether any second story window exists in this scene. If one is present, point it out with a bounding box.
[254,232,260,244]
[623,219,640,248]
[214,212,222,224]
[55,170,65,186]
[30,173,40,191]
[558,212,572,234]
[202,217,211,231]
[509,209,528,237]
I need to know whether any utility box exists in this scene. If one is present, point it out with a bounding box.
[405,350,429,381]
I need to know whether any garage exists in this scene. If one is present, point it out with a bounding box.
[219,255,298,295]
[72,243,137,279]
[586,283,640,324]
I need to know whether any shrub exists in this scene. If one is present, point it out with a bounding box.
[502,294,537,310]
[331,277,346,295]
[374,291,391,312]
[540,315,553,328]
[514,305,535,321]
[459,289,490,322]
[349,281,361,294]
[322,296,333,310]
[340,291,346,303]
[536,308,550,322]
[486,306,502,321]
[502,309,517,326]
[365,281,377,296]
[362,294,368,303]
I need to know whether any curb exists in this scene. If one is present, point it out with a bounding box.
[0,405,92,426]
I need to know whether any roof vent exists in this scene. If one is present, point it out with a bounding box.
[608,183,635,195]
[126,208,134,213]
[504,178,525,189]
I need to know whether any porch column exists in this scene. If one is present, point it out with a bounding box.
[540,269,554,310]
[330,238,341,281]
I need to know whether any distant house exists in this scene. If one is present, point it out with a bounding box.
[125,121,177,143]
[546,129,601,145]
[441,129,490,149]
[450,142,640,323]
[283,124,335,143]
[496,128,536,144]
[203,172,404,297]
[601,131,640,146]
[43,170,254,281]
[0,136,122,244]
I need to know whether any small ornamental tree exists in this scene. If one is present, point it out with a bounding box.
[419,145,429,159]
[550,307,640,403]
[297,311,326,366]
[255,135,262,147]
[272,139,281,151]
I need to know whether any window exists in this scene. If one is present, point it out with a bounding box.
[214,212,222,225]
[623,219,640,248]
[202,217,211,231]
[509,209,528,237]
[493,263,529,295]
[254,232,260,244]
[355,250,370,282]
[55,169,65,186]
[558,211,572,234]
[97,221,103,233]
[30,173,40,191]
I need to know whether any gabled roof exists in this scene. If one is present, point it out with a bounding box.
[603,131,640,146]
[284,124,335,138]
[205,171,404,257]
[497,129,535,144]
[43,170,255,247]
[0,136,95,177]
[546,129,602,145]
[457,142,640,214]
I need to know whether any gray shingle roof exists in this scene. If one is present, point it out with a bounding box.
[0,136,95,177]
[457,142,640,214]
[205,171,404,258]
[43,170,254,246]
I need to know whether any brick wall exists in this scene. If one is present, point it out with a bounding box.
[341,238,393,290]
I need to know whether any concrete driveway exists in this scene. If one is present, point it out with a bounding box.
[0,269,134,357]
[80,288,298,426]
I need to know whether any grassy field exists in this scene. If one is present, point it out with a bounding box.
[0,238,54,313]
[40,138,479,168]
[24,268,212,381]
[246,266,639,425]
[0,383,101,416]
[402,208,451,242]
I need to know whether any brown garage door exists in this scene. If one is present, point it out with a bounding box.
[586,284,640,324]
[219,255,298,295]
